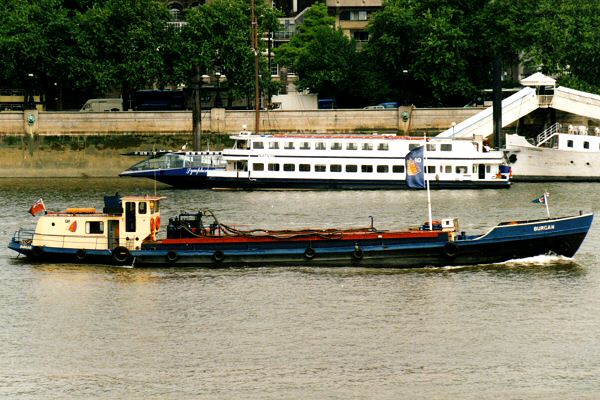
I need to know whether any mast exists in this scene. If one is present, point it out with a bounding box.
[252,0,260,134]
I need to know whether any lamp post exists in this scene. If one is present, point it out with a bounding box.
[192,64,202,151]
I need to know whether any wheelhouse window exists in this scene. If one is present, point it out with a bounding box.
[299,164,311,172]
[253,163,264,171]
[408,143,420,151]
[86,221,104,234]
[346,143,358,150]
[361,165,373,173]
[392,165,404,173]
[315,165,326,172]
[362,143,373,151]
[426,144,436,152]
[299,142,311,150]
[315,142,326,150]
[268,163,280,171]
[330,164,342,172]
[346,165,358,173]
[138,202,147,214]
[331,142,342,150]
[441,144,452,151]
[378,143,389,151]
[283,163,295,172]
[377,165,389,173]
[253,142,264,149]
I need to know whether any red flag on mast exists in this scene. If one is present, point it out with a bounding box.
[28,198,46,216]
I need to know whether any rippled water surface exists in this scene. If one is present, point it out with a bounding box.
[1,178,600,399]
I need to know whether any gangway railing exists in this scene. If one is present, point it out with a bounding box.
[536,122,561,146]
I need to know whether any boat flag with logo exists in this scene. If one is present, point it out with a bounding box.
[405,146,425,189]
[28,198,46,216]
[532,192,550,218]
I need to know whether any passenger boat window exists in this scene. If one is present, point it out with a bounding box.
[456,166,468,174]
[299,164,311,172]
[347,143,358,150]
[426,144,436,151]
[392,165,404,173]
[151,200,159,213]
[486,165,491,173]
[139,202,147,214]
[408,143,420,151]
[86,221,104,234]
[284,163,295,171]
[377,165,389,173]
[269,142,279,149]
[361,165,373,173]
[268,163,280,171]
[445,165,452,173]
[441,144,452,151]
[315,142,326,150]
[346,165,358,173]
[567,140,573,148]
[125,202,136,232]
[427,166,436,173]
[284,142,294,150]
[253,142,264,149]
[378,143,389,151]
[584,141,590,149]
[331,142,342,150]
[362,143,373,151]
[253,163,264,171]
[330,164,342,172]
[300,142,311,150]
[315,165,326,172]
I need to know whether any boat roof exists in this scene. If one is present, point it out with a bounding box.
[120,195,165,201]
[231,132,456,141]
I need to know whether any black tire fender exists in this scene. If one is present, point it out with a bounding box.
[31,246,43,257]
[166,251,178,263]
[111,246,131,265]
[212,250,225,262]
[443,242,459,258]
[304,247,316,260]
[75,249,87,261]
[352,245,364,260]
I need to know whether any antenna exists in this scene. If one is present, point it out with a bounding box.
[424,133,433,230]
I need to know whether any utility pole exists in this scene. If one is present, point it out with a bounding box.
[492,56,502,149]
[252,0,260,134]
[192,63,202,151]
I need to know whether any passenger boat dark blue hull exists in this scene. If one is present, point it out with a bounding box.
[9,212,593,268]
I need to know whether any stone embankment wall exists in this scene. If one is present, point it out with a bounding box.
[0,107,482,178]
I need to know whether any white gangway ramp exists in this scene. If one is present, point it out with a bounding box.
[436,87,539,139]
[552,86,600,121]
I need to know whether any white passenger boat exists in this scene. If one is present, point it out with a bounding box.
[505,123,600,181]
[121,130,510,189]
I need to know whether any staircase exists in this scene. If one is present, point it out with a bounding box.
[535,123,561,147]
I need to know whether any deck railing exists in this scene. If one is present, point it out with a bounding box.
[536,122,561,147]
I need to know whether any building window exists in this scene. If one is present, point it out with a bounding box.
[299,164,311,172]
[315,165,326,172]
[346,165,358,173]
[361,165,373,173]
[393,165,404,173]
[377,165,389,173]
[253,142,264,149]
[86,221,104,234]
[268,163,280,171]
[253,163,264,171]
[340,10,368,21]
[330,164,342,172]
[283,163,295,172]
[353,31,369,42]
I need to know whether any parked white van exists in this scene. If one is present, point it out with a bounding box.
[80,98,123,112]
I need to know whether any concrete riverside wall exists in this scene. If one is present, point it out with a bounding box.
[0,107,483,178]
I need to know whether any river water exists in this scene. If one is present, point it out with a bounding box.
[1,178,599,399]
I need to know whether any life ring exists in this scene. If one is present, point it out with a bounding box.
[111,246,131,265]
[75,249,87,261]
[212,250,225,262]
[166,250,178,262]
[443,242,459,258]
[156,216,161,230]
[31,246,43,257]
[352,246,364,260]
[304,247,316,260]
[150,217,155,232]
